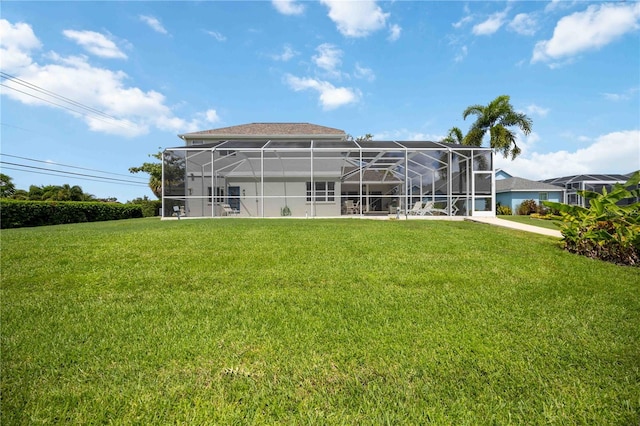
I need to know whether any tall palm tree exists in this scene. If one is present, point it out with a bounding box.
[57,184,84,201]
[462,95,532,159]
[441,127,464,145]
[441,127,474,212]
[439,127,465,180]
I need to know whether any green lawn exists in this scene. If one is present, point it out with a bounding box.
[498,214,563,231]
[2,218,639,424]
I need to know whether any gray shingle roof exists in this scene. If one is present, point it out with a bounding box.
[180,122,346,138]
[496,177,565,193]
[541,173,633,186]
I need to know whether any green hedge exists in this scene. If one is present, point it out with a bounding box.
[0,200,143,229]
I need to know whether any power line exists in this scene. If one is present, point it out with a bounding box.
[0,72,138,131]
[0,83,137,131]
[0,122,33,132]
[1,161,149,187]
[1,166,148,188]
[0,153,148,181]
[0,72,125,123]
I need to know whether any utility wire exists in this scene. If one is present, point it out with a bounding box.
[0,73,138,131]
[1,166,148,188]
[1,161,149,186]
[0,153,148,181]
[0,83,137,131]
[0,122,33,132]
[0,72,126,124]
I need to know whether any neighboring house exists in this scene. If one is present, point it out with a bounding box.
[542,173,638,207]
[163,122,496,218]
[496,177,564,214]
[495,169,513,180]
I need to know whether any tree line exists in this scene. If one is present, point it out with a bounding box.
[0,175,116,202]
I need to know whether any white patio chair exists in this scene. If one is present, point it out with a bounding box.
[344,200,357,214]
[222,203,239,216]
[398,201,423,215]
[418,201,448,216]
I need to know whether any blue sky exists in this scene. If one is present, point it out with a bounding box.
[1,0,639,202]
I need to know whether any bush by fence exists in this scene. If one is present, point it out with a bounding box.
[543,172,640,267]
[0,200,143,229]
[127,198,162,217]
[496,204,513,215]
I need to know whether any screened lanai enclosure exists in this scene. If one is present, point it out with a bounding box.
[161,140,495,218]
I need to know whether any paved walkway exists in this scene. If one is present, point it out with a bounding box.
[466,217,563,238]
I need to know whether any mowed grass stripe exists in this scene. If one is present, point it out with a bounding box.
[1,218,638,424]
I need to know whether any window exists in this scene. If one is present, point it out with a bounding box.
[306,181,335,202]
[191,140,204,146]
[218,150,236,157]
[539,192,548,201]
[208,187,224,203]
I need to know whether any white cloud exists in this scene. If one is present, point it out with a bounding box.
[375,129,444,142]
[495,130,640,179]
[272,0,305,16]
[453,4,473,29]
[473,10,508,35]
[388,24,401,41]
[204,109,220,123]
[602,87,639,101]
[532,3,640,64]
[0,19,41,71]
[63,29,127,59]
[320,0,389,37]
[354,63,375,82]
[508,13,538,36]
[284,74,359,110]
[139,15,168,35]
[0,18,216,137]
[454,45,468,63]
[453,15,473,29]
[313,43,343,77]
[204,30,226,42]
[0,19,41,50]
[544,0,577,14]
[271,44,297,61]
[524,104,549,117]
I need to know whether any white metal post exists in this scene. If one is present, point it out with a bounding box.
[310,141,315,218]
[161,151,165,218]
[260,147,264,217]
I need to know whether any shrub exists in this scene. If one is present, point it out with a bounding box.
[543,172,640,266]
[531,213,562,221]
[496,205,512,215]
[517,199,538,215]
[0,200,143,229]
[127,197,162,217]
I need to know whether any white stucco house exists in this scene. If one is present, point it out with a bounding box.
[161,123,496,218]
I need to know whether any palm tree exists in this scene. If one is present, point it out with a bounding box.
[440,127,474,212]
[462,95,532,159]
[0,173,15,198]
[438,127,465,180]
[57,184,84,201]
[441,127,464,145]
